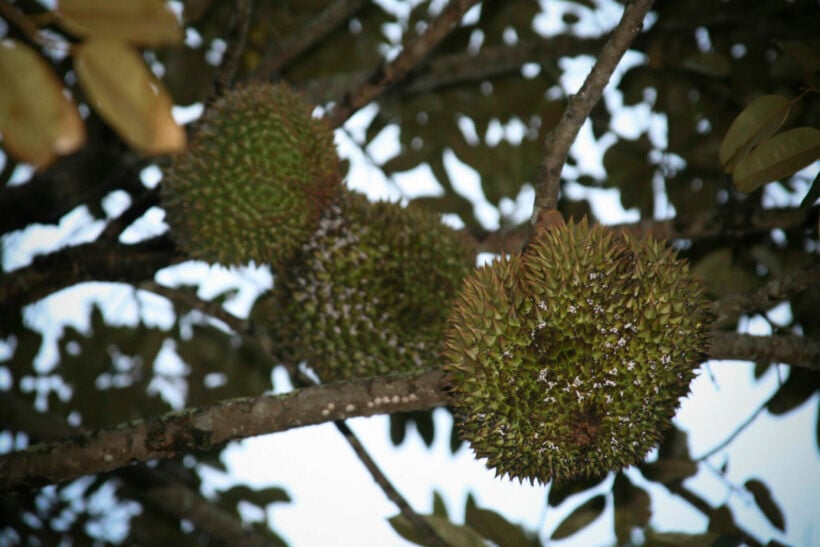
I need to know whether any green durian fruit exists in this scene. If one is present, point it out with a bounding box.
[444,218,710,484]
[162,82,340,266]
[266,189,475,382]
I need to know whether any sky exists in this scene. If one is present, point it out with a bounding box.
[2,0,819,545]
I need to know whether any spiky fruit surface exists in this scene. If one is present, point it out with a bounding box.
[444,219,709,484]
[162,83,340,266]
[267,189,474,382]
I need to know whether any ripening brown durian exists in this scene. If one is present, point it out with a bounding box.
[263,189,475,382]
[161,82,340,267]
[444,218,710,484]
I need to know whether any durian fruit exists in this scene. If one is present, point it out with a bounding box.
[162,82,340,266]
[444,218,709,484]
[265,189,475,382]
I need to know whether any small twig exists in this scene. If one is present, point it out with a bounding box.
[210,0,254,98]
[695,400,768,461]
[139,281,249,333]
[531,0,655,225]
[0,0,64,51]
[252,0,368,81]
[711,264,820,327]
[327,0,481,128]
[98,187,161,243]
[708,331,820,371]
[280,361,449,547]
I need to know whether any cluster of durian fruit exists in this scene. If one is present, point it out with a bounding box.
[161,82,709,485]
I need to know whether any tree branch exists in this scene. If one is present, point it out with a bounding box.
[0,369,450,490]
[326,0,481,128]
[708,331,820,371]
[711,264,820,327]
[531,0,655,224]
[252,0,368,81]
[210,0,254,98]
[0,235,179,320]
[0,392,283,547]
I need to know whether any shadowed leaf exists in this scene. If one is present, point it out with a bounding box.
[745,478,785,531]
[388,514,487,547]
[613,473,651,543]
[550,494,606,540]
[465,493,540,547]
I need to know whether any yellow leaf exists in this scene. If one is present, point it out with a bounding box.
[73,38,185,156]
[719,94,791,172]
[733,127,820,193]
[0,39,85,168]
[57,0,182,47]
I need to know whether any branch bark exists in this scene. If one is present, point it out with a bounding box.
[252,0,368,81]
[0,369,450,490]
[531,0,655,224]
[708,331,820,371]
[0,392,283,547]
[0,235,179,320]
[326,0,481,128]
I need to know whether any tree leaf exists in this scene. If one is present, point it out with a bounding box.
[639,458,698,484]
[432,491,449,519]
[733,127,820,192]
[613,473,651,544]
[73,38,185,156]
[719,94,791,172]
[465,494,540,547]
[388,514,487,547]
[547,474,606,507]
[550,494,606,541]
[0,39,85,167]
[56,0,182,47]
[777,40,820,74]
[744,478,785,531]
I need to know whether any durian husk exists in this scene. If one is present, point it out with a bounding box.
[264,189,475,382]
[444,218,710,484]
[162,82,340,267]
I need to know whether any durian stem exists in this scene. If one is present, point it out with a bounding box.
[531,0,655,226]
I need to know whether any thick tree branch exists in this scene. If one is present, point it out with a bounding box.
[532,0,655,223]
[0,369,450,490]
[252,0,368,81]
[0,235,179,319]
[298,35,606,104]
[711,264,820,327]
[4,326,818,489]
[327,0,481,128]
[708,331,820,371]
[0,393,282,547]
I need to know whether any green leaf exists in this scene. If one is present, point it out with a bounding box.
[388,514,488,547]
[465,494,540,547]
[550,494,606,540]
[612,474,651,544]
[719,94,791,172]
[639,458,698,484]
[745,478,785,531]
[778,40,820,74]
[733,127,820,192]
[765,365,820,416]
[547,474,606,507]
[682,52,732,77]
